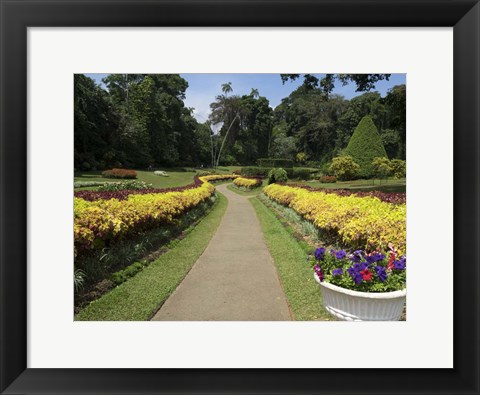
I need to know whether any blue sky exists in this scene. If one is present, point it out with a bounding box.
[85,73,405,123]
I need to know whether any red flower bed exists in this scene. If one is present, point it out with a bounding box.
[102,168,137,179]
[280,183,406,204]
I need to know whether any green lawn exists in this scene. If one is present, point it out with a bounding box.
[250,196,331,321]
[74,169,197,190]
[75,192,228,321]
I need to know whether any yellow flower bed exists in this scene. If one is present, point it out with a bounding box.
[74,174,237,255]
[263,184,406,253]
[233,177,262,189]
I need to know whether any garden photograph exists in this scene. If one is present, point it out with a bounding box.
[74,73,407,321]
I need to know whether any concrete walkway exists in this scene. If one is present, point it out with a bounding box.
[152,184,292,321]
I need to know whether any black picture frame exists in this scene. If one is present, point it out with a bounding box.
[1,1,479,394]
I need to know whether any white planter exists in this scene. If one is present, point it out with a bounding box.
[314,273,406,321]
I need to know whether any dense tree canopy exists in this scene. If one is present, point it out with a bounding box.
[74,74,406,172]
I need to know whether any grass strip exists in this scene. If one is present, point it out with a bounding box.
[75,192,228,321]
[227,184,263,197]
[250,196,332,321]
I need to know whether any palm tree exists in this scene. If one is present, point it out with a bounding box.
[221,82,233,95]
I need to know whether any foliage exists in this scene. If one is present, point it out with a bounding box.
[343,116,388,178]
[319,175,337,183]
[263,183,406,253]
[372,157,393,179]
[329,156,360,181]
[290,168,312,180]
[258,158,294,168]
[74,269,86,294]
[233,177,262,189]
[111,261,147,286]
[102,168,137,179]
[267,168,288,185]
[97,180,153,192]
[241,167,271,177]
[310,246,406,292]
[296,152,308,164]
[391,159,406,179]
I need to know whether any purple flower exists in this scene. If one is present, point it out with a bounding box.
[393,257,406,270]
[335,250,347,260]
[348,250,363,263]
[329,249,336,256]
[365,252,386,264]
[347,266,363,284]
[375,266,388,282]
[332,268,343,276]
[314,247,326,260]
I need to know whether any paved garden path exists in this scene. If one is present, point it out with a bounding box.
[152,184,292,321]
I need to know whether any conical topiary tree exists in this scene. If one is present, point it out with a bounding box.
[343,115,388,178]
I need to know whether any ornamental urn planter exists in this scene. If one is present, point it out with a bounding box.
[314,273,406,321]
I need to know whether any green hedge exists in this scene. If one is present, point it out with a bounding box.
[241,166,315,180]
[257,158,294,168]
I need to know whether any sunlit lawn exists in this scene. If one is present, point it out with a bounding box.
[74,169,198,190]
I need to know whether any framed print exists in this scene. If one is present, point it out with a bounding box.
[1,0,479,394]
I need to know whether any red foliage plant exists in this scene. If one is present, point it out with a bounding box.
[102,168,137,179]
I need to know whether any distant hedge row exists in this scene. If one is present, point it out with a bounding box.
[257,158,294,168]
[241,166,316,180]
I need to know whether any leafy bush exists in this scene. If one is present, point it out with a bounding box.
[111,261,146,286]
[267,168,288,184]
[241,167,271,177]
[102,168,137,179]
[290,168,312,180]
[372,157,393,179]
[233,177,262,189]
[319,175,337,183]
[343,116,388,178]
[391,159,406,179]
[329,156,360,181]
[257,158,294,168]
[295,152,308,164]
[97,180,153,192]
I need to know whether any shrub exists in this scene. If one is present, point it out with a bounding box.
[343,116,388,178]
[319,175,337,183]
[329,156,360,181]
[257,158,294,168]
[97,180,153,192]
[102,168,137,179]
[233,177,262,189]
[267,168,288,184]
[290,168,312,180]
[296,152,308,164]
[391,159,406,179]
[372,157,393,179]
[241,167,271,177]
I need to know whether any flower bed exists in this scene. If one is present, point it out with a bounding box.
[102,168,137,179]
[279,182,405,204]
[74,174,238,256]
[263,184,406,253]
[233,177,262,189]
